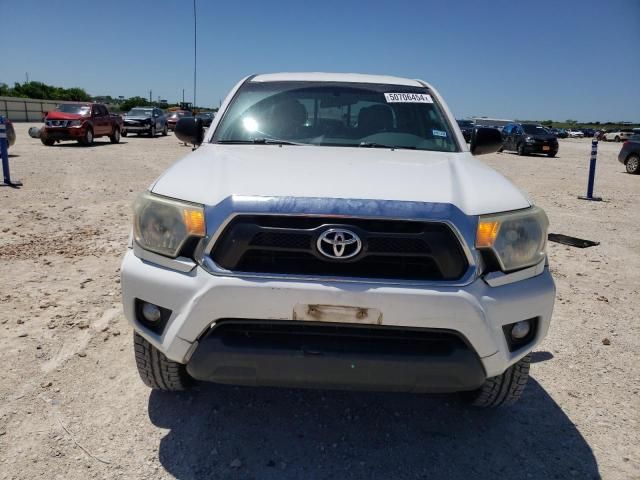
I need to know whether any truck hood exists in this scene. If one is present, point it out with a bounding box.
[151,144,531,216]
[45,112,87,121]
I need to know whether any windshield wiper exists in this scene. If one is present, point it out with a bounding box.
[358,142,416,150]
[216,138,302,146]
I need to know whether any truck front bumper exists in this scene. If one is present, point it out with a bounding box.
[41,127,86,141]
[123,124,152,132]
[121,250,555,386]
[523,143,558,155]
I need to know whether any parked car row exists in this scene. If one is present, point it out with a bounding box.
[601,129,635,142]
[37,103,216,147]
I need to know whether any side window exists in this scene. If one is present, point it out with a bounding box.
[503,125,512,135]
[96,105,107,116]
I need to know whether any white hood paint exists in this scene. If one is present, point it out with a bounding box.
[151,144,530,216]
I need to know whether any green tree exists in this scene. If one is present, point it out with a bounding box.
[60,87,91,101]
[119,96,152,112]
[6,81,90,101]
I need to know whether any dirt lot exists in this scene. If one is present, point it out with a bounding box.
[0,123,638,479]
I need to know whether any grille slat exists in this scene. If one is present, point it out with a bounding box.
[211,216,468,282]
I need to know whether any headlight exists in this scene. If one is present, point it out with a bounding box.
[133,192,205,258]
[525,136,535,143]
[69,120,83,127]
[476,206,548,272]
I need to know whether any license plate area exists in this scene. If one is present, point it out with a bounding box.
[542,146,550,151]
[293,304,382,325]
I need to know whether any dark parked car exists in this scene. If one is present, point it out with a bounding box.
[196,111,215,127]
[166,110,192,131]
[500,123,558,157]
[550,128,568,139]
[456,119,474,143]
[580,128,595,137]
[122,107,168,137]
[618,135,640,174]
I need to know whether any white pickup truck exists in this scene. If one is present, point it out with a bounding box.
[121,73,555,407]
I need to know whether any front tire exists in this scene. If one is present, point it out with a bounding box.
[109,127,120,144]
[517,143,526,156]
[615,136,621,142]
[149,125,156,137]
[122,130,128,137]
[133,333,192,391]
[626,154,640,174]
[41,137,55,146]
[465,354,531,407]
[80,127,94,146]
[547,152,556,158]
[162,123,168,136]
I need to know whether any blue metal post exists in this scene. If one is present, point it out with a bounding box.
[579,138,601,201]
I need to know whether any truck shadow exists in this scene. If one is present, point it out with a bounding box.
[148,378,599,479]
[54,141,128,148]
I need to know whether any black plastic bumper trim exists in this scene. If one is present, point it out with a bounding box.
[186,321,486,393]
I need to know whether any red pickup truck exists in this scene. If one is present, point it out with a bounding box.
[41,103,123,146]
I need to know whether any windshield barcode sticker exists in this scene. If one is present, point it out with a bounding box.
[384,93,433,103]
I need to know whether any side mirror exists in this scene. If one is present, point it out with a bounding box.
[175,117,204,146]
[470,127,503,156]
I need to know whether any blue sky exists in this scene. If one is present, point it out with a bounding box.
[2,0,639,121]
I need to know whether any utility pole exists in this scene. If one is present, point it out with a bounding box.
[182,89,185,104]
[149,90,152,103]
[193,0,197,109]
[25,72,29,83]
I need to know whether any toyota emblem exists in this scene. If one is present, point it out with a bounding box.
[316,228,362,260]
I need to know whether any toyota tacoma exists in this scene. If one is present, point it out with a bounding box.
[121,73,555,407]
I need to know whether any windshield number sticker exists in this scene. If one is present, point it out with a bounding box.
[384,93,433,103]
[432,129,447,137]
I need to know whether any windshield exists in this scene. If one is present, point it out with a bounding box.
[213,81,459,152]
[127,108,153,116]
[55,104,90,115]
[522,124,549,135]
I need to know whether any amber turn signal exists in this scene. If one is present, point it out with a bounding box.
[182,209,206,237]
[476,220,500,248]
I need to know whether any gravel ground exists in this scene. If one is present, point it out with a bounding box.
[0,123,638,479]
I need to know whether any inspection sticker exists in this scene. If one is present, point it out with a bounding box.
[384,92,433,103]
[432,129,447,137]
